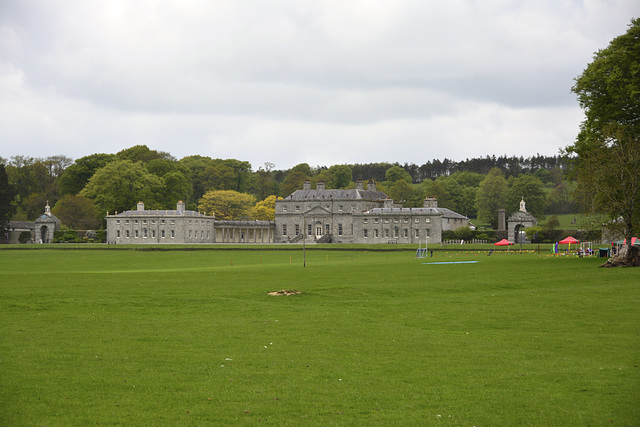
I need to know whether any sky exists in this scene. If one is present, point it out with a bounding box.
[0,1,638,171]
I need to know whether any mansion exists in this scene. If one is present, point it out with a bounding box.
[104,179,470,245]
[274,179,468,244]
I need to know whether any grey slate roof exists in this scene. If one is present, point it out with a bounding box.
[366,207,467,219]
[284,189,389,201]
[114,209,210,217]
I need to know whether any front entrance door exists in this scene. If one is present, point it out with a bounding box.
[316,226,322,238]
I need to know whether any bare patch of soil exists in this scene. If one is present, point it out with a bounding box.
[268,289,302,296]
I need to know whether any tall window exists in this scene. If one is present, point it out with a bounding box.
[307,224,312,235]
[282,225,287,235]
[415,229,420,238]
[338,224,343,236]
[363,229,368,238]
[325,224,330,235]
[295,224,299,235]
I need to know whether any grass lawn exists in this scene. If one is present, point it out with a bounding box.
[1,248,638,425]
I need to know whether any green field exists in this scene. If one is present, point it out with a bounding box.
[1,248,638,425]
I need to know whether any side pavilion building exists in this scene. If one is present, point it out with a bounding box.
[105,201,275,244]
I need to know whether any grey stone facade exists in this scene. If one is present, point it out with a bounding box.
[507,199,537,244]
[275,180,469,244]
[6,203,61,244]
[105,201,275,244]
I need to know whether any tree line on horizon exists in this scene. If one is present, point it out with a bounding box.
[0,146,574,233]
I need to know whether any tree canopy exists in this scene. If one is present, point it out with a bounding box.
[568,18,640,265]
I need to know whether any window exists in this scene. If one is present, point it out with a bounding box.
[338,205,343,212]
[170,220,175,225]
[384,219,389,224]
[143,220,147,224]
[363,229,368,238]
[143,228,148,238]
[126,230,130,238]
[426,229,430,237]
[161,230,165,238]
[171,230,175,238]
[374,229,379,238]
[135,230,139,238]
[307,224,312,235]
[403,218,408,223]
[295,224,299,235]
[363,219,368,224]
[374,218,379,224]
[295,205,300,212]
[189,230,192,238]
[117,230,120,237]
[116,220,120,224]
[283,206,287,212]
[135,220,138,224]
[394,227,399,238]
[415,229,420,238]
[394,218,399,223]
[415,218,419,223]
[161,219,165,224]
[282,225,287,235]
[325,224,330,235]
[338,224,343,236]
[403,229,408,238]
[126,220,129,224]
[384,229,389,238]
[151,220,155,224]
[152,230,156,238]
[425,218,431,223]
[201,231,204,239]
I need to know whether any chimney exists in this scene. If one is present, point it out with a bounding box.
[303,180,311,190]
[424,197,438,208]
[137,201,145,211]
[355,179,364,190]
[367,180,376,192]
[316,181,325,190]
[177,200,185,212]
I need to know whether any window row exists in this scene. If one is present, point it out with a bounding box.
[362,228,431,238]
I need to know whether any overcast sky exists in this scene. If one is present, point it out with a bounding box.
[1,1,637,170]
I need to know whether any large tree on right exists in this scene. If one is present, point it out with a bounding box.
[568,18,640,266]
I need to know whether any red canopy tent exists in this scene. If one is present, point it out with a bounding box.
[558,236,580,251]
[559,236,580,245]
[494,239,514,246]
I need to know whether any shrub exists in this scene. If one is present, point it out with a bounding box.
[18,231,31,244]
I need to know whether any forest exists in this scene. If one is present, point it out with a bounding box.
[1,145,576,235]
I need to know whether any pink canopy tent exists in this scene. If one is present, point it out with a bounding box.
[494,239,514,246]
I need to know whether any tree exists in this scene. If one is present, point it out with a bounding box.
[59,153,116,196]
[0,164,16,241]
[475,168,507,229]
[385,165,412,184]
[250,195,278,220]
[281,171,311,197]
[388,180,415,205]
[568,18,640,266]
[116,145,174,163]
[421,180,456,210]
[252,164,278,201]
[81,160,164,214]
[52,194,100,229]
[506,174,547,219]
[197,190,255,220]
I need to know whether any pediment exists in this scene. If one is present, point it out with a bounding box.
[304,206,331,216]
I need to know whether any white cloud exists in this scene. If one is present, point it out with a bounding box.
[0,0,636,169]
